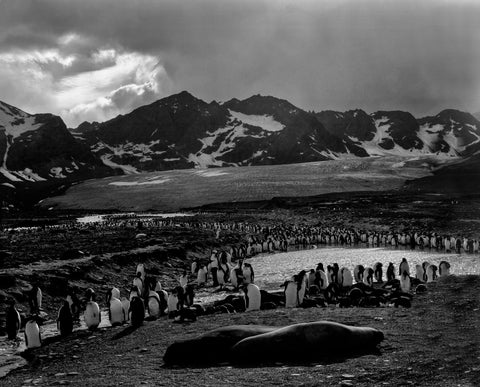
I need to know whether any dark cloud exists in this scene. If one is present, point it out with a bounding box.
[0,0,479,125]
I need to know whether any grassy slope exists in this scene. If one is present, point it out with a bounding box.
[3,276,479,387]
[39,156,442,211]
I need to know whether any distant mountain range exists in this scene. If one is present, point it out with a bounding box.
[1,91,480,206]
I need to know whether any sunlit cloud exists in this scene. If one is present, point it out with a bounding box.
[0,40,174,126]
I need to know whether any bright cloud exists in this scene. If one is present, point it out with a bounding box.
[0,41,173,126]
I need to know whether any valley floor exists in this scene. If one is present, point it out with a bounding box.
[1,192,480,386]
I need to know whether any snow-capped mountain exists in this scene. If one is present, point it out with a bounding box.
[2,91,480,208]
[74,92,480,173]
[0,101,112,205]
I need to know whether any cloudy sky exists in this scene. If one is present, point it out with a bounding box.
[0,0,479,127]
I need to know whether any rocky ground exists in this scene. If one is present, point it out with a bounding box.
[1,276,479,387]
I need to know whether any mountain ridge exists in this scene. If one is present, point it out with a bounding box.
[2,92,480,208]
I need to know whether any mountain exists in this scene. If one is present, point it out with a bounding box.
[74,92,480,173]
[0,101,112,207]
[3,92,480,208]
[74,91,349,172]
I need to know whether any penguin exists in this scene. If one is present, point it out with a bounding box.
[363,267,374,287]
[399,258,410,276]
[191,259,199,275]
[66,290,81,323]
[296,270,308,305]
[415,284,428,294]
[242,263,254,284]
[426,264,438,282]
[129,296,145,326]
[439,261,451,277]
[136,264,146,281]
[121,297,130,323]
[196,265,208,286]
[230,266,240,289]
[57,301,73,337]
[353,265,365,283]
[129,286,142,301]
[386,262,395,281]
[400,271,411,293]
[307,269,316,289]
[25,318,42,349]
[147,290,161,319]
[183,284,195,307]
[422,262,431,282]
[415,264,425,282]
[315,270,328,290]
[84,288,101,331]
[332,263,340,285]
[326,265,335,284]
[109,287,121,300]
[167,291,180,318]
[133,273,144,296]
[107,290,123,326]
[154,280,163,292]
[179,270,188,288]
[6,299,21,340]
[284,279,298,308]
[28,285,42,315]
[339,267,353,288]
[244,283,261,311]
[373,262,383,283]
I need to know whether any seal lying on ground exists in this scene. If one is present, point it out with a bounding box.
[231,321,384,365]
[163,324,278,366]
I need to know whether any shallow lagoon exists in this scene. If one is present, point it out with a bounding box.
[249,245,480,291]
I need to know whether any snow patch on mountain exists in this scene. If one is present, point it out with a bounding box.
[229,110,285,132]
[13,168,46,182]
[0,103,42,139]
[50,167,67,179]
[100,155,140,174]
[188,116,264,168]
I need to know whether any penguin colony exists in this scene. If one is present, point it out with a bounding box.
[8,252,449,351]
[3,215,463,349]
[7,216,479,255]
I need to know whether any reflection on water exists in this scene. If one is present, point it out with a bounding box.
[248,245,480,291]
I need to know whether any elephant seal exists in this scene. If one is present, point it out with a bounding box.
[231,321,384,365]
[163,325,279,366]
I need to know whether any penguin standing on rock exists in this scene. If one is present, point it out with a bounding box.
[6,299,21,340]
[57,301,73,337]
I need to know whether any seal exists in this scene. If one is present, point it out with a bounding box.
[231,321,384,365]
[163,325,278,366]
